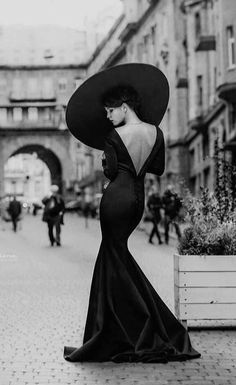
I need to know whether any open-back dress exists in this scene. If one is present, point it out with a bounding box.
[64,125,200,363]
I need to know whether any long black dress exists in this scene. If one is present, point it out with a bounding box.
[64,126,200,363]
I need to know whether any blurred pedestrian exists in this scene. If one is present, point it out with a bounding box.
[147,185,163,245]
[162,185,182,244]
[81,190,92,228]
[32,202,41,216]
[42,185,65,246]
[8,195,22,232]
[0,196,6,230]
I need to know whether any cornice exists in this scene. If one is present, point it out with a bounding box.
[0,64,87,71]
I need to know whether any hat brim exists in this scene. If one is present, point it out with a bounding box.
[66,63,169,150]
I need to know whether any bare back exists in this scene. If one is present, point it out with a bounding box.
[115,122,157,174]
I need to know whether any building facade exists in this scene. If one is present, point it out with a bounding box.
[76,0,189,196]
[0,25,90,66]
[0,64,86,200]
[74,0,236,198]
[184,0,236,195]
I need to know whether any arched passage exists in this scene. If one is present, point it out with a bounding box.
[11,144,62,189]
[0,132,74,198]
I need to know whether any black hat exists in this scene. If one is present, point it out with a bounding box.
[66,63,169,150]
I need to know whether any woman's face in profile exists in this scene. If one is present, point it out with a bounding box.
[105,106,125,126]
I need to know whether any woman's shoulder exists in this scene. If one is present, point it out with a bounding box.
[119,122,157,134]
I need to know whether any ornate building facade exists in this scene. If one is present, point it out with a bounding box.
[75,0,189,195]
[0,64,86,199]
[184,0,236,194]
[75,0,236,198]
[2,1,234,201]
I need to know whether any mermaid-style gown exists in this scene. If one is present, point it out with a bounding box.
[64,126,200,363]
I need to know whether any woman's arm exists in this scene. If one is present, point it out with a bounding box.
[102,138,118,181]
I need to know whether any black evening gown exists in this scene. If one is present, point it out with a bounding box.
[64,126,200,363]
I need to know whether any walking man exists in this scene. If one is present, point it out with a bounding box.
[162,185,182,244]
[42,185,65,246]
[147,186,163,245]
[8,195,22,232]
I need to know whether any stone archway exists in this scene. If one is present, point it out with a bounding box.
[0,132,73,197]
[11,144,62,190]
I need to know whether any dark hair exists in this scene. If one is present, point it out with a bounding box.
[101,84,141,114]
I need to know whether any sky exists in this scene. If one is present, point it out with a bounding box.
[0,0,123,30]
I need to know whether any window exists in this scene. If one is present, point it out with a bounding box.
[143,35,149,61]
[13,107,22,121]
[197,75,203,109]
[28,107,38,121]
[12,78,22,99]
[0,108,7,123]
[43,107,51,121]
[137,41,144,62]
[58,78,67,91]
[204,167,210,188]
[143,35,149,49]
[151,25,156,46]
[0,79,7,95]
[27,78,38,98]
[42,78,54,99]
[197,173,202,193]
[214,67,217,91]
[197,143,201,163]
[227,26,236,68]
[190,149,195,170]
[229,103,236,132]
[203,134,209,159]
[128,43,134,60]
[190,176,196,195]
[195,12,201,39]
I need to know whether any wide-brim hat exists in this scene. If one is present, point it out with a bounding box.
[66,63,169,150]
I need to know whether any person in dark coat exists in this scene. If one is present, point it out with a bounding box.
[42,185,65,246]
[162,185,182,244]
[147,186,163,245]
[8,195,22,232]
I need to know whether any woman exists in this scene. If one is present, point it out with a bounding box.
[64,64,200,363]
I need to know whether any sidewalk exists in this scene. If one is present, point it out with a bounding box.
[0,214,236,385]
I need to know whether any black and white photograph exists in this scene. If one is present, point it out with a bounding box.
[0,0,236,384]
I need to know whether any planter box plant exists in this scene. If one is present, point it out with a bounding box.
[174,147,236,327]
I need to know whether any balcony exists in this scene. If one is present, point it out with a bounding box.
[9,91,56,102]
[189,102,225,131]
[195,35,216,51]
[217,83,236,103]
[0,119,59,130]
[189,115,206,131]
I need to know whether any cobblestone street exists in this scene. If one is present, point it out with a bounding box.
[0,213,236,385]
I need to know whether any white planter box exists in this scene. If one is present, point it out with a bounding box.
[174,254,236,327]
